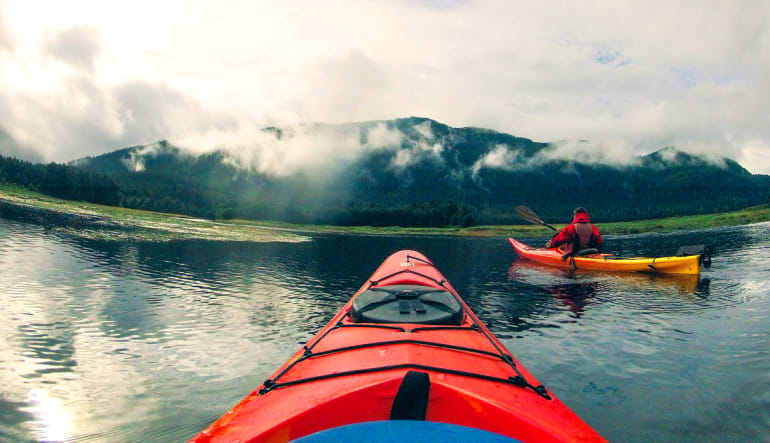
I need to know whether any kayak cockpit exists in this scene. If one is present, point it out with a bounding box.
[293,419,523,442]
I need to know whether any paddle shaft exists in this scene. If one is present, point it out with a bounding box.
[539,221,558,231]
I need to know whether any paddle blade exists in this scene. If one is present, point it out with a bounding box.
[515,205,544,225]
[515,206,558,231]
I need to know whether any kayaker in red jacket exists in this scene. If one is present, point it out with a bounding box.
[545,207,602,254]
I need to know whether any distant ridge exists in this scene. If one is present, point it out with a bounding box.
[4,117,767,227]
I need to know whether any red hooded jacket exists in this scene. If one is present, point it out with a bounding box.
[549,212,602,252]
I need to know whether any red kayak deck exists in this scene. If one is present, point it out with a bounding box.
[190,250,605,443]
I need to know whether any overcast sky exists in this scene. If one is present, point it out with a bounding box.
[1,0,769,173]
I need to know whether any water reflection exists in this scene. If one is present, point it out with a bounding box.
[17,321,77,379]
[548,282,597,317]
[508,258,714,317]
[1,218,769,442]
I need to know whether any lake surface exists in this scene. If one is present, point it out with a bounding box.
[1,217,768,442]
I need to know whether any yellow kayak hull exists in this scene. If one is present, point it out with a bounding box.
[508,238,701,275]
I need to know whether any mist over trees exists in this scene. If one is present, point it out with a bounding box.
[2,117,769,227]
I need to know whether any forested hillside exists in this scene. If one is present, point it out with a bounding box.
[2,117,769,227]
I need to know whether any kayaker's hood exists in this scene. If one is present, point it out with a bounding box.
[572,212,591,224]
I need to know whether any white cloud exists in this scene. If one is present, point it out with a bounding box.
[0,10,14,53]
[471,144,525,177]
[172,121,403,178]
[388,121,447,170]
[413,121,435,141]
[41,25,100,72]
[0,0,769,173]
[540,139,638,166]
[119,141,179,172]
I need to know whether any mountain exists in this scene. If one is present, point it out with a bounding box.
[5,117,769,227]
[69,117,549,225]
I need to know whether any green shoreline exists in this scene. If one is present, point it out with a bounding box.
[2,184,769,242]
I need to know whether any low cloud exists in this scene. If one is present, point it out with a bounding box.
[539,139,639,166]
[471,144,527,178]
[113,81,228,145]
[172,121,404,178]
[119,142,168,172]
[0,126,43,161]
[390,121,445,169]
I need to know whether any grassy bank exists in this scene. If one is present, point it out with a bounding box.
[0,184,309,243]
[250,204,770,237]
[2,184,769,241]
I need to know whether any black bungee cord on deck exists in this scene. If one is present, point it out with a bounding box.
[258,268,552,400]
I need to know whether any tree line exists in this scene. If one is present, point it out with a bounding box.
[2,151,768,228]
[0,155,119,206]
[0,154,476,227]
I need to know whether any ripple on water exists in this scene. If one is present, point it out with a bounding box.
[2,219,769,443]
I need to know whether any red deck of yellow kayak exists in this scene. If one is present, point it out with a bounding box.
[190,250,605,443]
[509,238,700,274]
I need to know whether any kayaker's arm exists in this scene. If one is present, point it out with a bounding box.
[547,226,573,249]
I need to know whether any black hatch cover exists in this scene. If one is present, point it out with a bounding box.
[350,285,463,325]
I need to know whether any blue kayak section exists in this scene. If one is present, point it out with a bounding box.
[292,420,523,442]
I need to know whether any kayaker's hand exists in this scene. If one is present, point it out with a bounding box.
[545,240,552,248]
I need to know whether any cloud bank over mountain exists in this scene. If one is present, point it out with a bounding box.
[172,121,405,178]
[1,1,769,173]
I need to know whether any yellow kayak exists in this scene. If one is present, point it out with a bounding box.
[508,238,702,275]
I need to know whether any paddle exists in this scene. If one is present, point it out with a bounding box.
[515,205,557,231]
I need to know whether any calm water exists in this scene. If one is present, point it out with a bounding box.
[1,218,768,442]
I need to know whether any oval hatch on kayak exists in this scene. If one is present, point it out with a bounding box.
[351,284,463,325]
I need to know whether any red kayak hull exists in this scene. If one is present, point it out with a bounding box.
[190,250,605,443]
